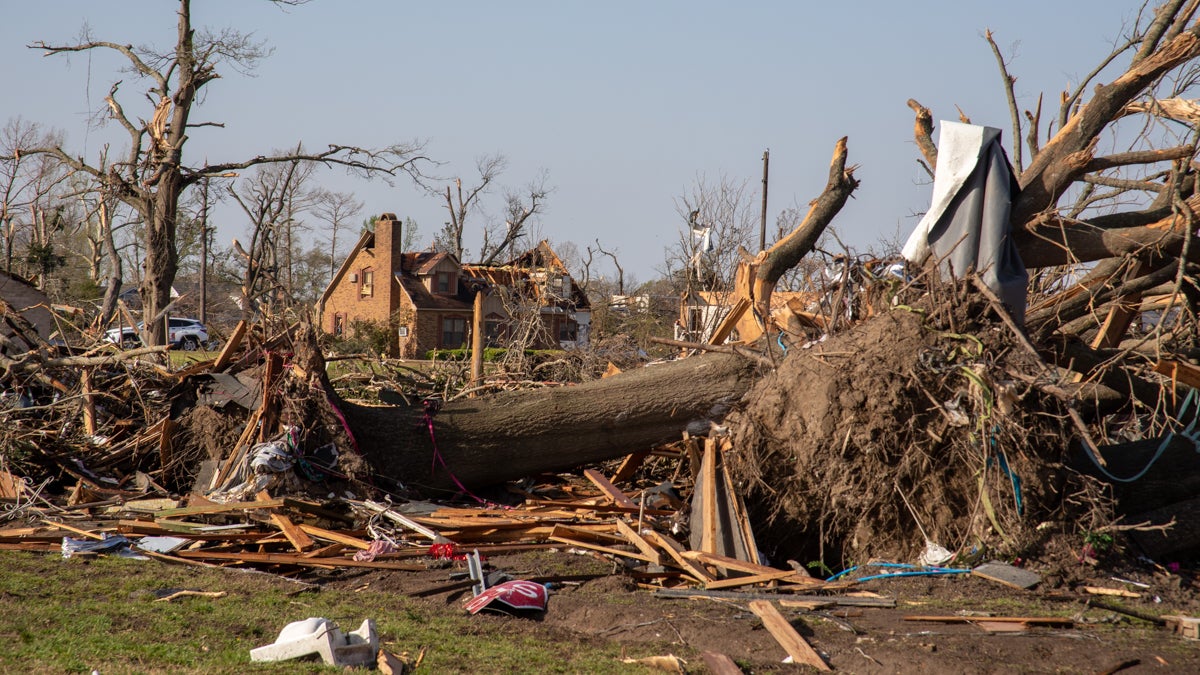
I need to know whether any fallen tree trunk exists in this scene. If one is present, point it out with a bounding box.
[338,352,761,494]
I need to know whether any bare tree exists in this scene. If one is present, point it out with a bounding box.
[435,154,507,259]
[21,0,429,344]
[668,173,760,294]
[480,170,551,265]
[228,153,315,318]
[312,189,363,281]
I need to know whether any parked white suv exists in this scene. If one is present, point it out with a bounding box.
[105,318,209,350]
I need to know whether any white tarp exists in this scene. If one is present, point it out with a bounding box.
[902,121,1028,324]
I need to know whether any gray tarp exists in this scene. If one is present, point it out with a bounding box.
[902,121,1028,324]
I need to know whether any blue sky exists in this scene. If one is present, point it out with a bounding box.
[1,1,1144,284]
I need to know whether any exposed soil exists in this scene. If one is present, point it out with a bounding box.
[319,548,1200,674]
[727,295,1084,568]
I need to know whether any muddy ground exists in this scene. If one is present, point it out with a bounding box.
[317,548,1200,674]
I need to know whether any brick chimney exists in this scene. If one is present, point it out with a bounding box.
[374,213,404,275]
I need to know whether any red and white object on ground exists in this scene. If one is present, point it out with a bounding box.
[464,579,549,615]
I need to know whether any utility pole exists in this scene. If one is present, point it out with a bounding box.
[760,149,770,251]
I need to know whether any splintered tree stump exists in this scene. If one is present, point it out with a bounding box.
[339,352,760,493]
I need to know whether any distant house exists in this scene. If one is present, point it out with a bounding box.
[679,289,821,344]
[319,213,590,358]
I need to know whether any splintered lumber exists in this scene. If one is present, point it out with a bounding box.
[747,600,831,671]
[0,470,24,500]
[1082,586,1141,598]
[1154,359,1200,389]
[640,528,716,583]
[615,519,664,566]
[691,439,758,563]
[608,449,651,485]
[212,320,248,372]
[704,570,800,590]
[258,491,314,552]
[549,524,658,564]
[583,469,637,508]
[297,524,373,550]
[156,498,284,517]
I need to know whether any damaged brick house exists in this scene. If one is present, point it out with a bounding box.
[319,214,590,358]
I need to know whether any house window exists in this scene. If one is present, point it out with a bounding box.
[441,317,467,348]
[333,313,346,336]
[397,326,409,338]
[360,268,374,298]
[435,271,454,294]
[559,318,578,342]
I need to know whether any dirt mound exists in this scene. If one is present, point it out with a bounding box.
[727,291,1085,566]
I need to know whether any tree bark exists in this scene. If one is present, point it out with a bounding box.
[340,352,761,494]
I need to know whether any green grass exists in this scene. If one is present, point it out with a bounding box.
[0,551,655,674]
[168,350,220,368]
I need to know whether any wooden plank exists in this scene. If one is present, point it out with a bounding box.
[582,469,637,508]
[0,470,24,500]
[681,551,781,577]
[522,499,674,516]
[1090,259,1148,350]
[297,524,372,550]
[156,498,284,517]
[158,418,177,473]
[654,588,894,607]
[609,449,651,485]
[258,352,283,442]
[747,600,831,671]
[208,407,261,492]
[699,651,742,675]
[722,444,761,565]
[704,570,800,590]
[699,438,719,554]
[211,319,248,372]
[550,524,627,545]
[1081,586,1141,598]
[778,599,835,611]
[708,296,750,346]
[904,615,1073,627]
[615,519,664,566]
[257,491,314,552]
[548,535,657,564]
[640,528,715,582]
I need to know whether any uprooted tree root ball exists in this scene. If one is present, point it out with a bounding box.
[726,286,1105,567]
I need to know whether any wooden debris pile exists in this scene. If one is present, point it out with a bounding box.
[0,432,860,601]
